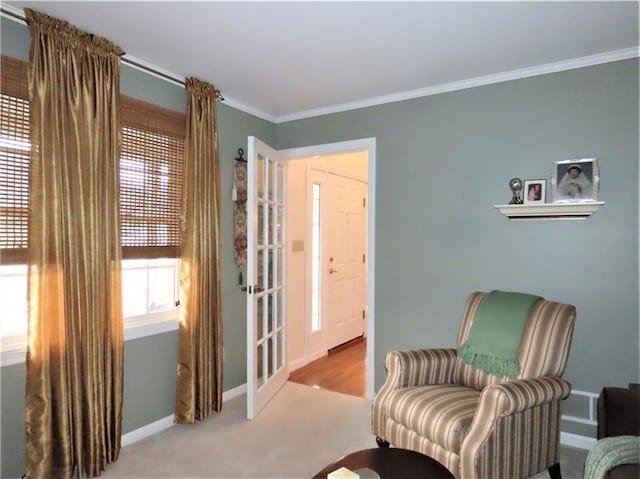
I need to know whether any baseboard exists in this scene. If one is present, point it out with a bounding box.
[560,431,597,451]
[222,382,247,402]
[121,415,174,447]
[119,386,597,453]
[121,382,248,448]
[289,350,327,372]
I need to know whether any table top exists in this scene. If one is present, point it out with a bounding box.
[312,447,455,479]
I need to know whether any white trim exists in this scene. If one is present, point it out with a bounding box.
[280,137,376,400]
[275,47,639,123]
[289,350,327,373]
[1,313,179,366]
[0,335,27,367]
[120,382,247,448]
[222,98,277,124]
[4,3,636,124]
[0,5,276,124]
[121,415,174,447]
[222,382,248,402]
[0,4,24,22]
[562,415,598,427]
[560,432,597,451]
[561,389,600,426]
[124,310,179,341]
[123,54,185,87]
[307,162,369,183]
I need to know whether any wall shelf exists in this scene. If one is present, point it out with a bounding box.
[494,202,605,221]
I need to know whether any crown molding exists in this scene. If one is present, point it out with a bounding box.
[274,46,640,123]
[0,5,277,123]
[221,97,277,123]
[0,3,24,22]
[3,5,637,126]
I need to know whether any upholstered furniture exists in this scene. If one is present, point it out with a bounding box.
[590,384,640,479]
[372,291,576,479]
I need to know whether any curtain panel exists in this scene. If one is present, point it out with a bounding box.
[175,78,223,423]
[25,9,124,478]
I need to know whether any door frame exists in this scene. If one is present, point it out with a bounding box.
[280,138,376,400]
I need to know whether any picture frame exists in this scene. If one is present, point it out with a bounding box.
[523,179,546,204]
[551,158,599,203]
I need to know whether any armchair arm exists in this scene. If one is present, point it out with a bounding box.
[460,376,571,479]
[372,349,457,439]
[480,376,571,416]
[383,348,458,390]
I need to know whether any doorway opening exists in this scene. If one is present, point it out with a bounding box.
[283,146,371,399]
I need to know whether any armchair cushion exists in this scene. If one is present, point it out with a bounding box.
[385,384,480,453]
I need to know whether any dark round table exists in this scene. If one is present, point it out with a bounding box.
[312,447,454,479]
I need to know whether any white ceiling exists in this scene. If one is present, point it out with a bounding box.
[5,2,640,122]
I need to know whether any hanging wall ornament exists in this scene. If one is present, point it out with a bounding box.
[233,148,248,272]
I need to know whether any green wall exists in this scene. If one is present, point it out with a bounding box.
[0,17,275,478]
[2,12,639,479]
[276,58,639,436]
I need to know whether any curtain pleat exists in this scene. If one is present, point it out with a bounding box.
[24,9,124,478]
[175,78,223,423]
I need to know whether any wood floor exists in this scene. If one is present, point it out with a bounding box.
[288,337,366,398]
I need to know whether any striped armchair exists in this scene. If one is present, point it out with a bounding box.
[372,292,576,479]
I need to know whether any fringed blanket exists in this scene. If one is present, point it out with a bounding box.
[457,291,541,378]
[584,436,640,479]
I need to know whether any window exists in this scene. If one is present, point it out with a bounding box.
[0,260,180,342]
[120,96,185,259]
[0,57,185,353]
[1,55,30,265]
[0,264,28,337]
[311,183,321,332]
[122,258,179,319]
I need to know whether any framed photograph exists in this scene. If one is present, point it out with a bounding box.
[552,158,599,203]
[523,179,546,204]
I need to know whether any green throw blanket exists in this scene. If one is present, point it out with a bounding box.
[457,291,541,378]
[584,436,640,479]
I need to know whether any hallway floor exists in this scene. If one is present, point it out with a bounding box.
[288,337,366,398]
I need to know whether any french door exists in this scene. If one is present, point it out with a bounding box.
[246,136,288,419]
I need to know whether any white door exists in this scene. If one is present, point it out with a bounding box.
[246,136,287,419]
[325,175,367,350]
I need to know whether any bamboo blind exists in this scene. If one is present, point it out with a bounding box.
[0,56,30,264]
[0,55,186,263]
[120,96,185,259]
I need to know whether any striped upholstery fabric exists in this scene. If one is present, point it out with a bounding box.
[372,291,576,479]
[452,292,576,389]
[385,385,480,452]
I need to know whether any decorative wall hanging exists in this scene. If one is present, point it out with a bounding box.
[233,148,248,281]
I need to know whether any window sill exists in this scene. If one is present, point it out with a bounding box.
[1,309,180,367]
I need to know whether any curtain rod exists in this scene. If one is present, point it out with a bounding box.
[0,7,225,102]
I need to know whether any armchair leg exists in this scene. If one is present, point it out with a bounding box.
[376,436,390,448]
[548,463,561,479]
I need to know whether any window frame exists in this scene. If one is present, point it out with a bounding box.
[0,56,186,365]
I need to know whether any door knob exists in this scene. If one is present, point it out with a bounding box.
[329,268,339,274]
[254,285,264,293]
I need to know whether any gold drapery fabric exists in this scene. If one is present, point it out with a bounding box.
[25,9,124,478]
[175,78,223,423]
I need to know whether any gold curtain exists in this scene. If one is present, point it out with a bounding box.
[175,78,223,423]
[25,9,124,478]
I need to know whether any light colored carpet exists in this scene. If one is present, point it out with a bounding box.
[103,382,587,478]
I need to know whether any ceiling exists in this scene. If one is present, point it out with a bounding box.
[5,2,639,122]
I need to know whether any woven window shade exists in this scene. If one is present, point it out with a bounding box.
[0,56,30,265]
[120,96,185,259]
[0,57,186,263]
